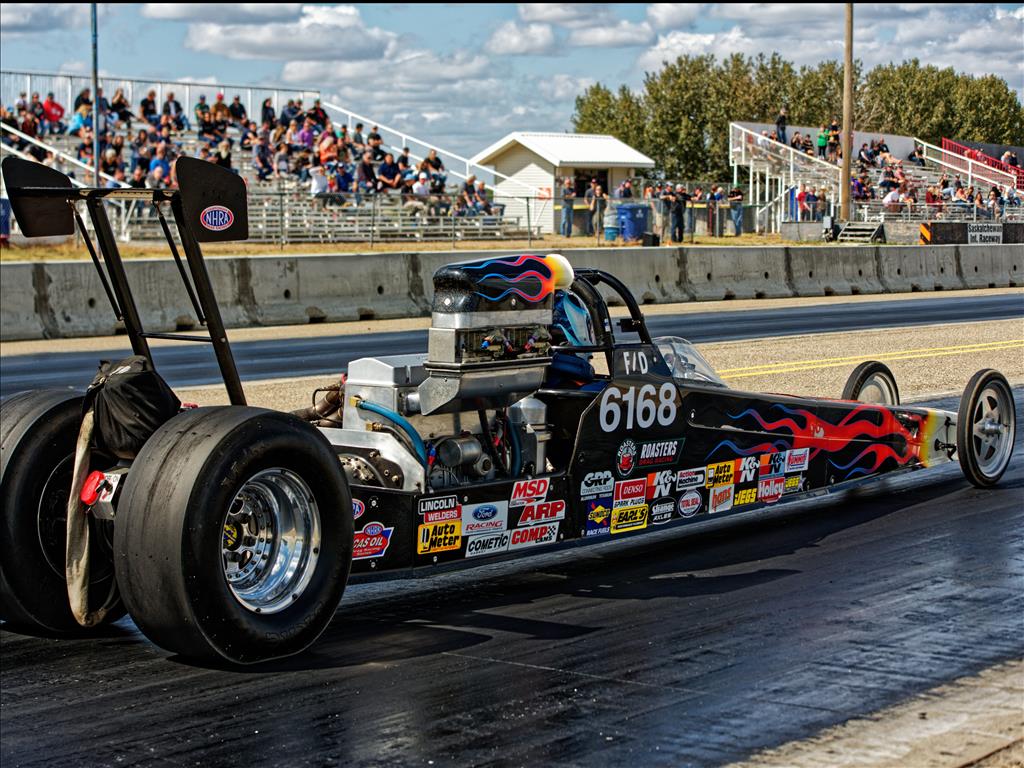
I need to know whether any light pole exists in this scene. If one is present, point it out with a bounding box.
[91,3,99,186]
[840,2,853,221]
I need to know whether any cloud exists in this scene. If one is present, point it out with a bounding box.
[646,4,702,30]
[517,4,610,29]
[568,20,654,48]
[139,4,303,23]
[536,74,596,102]
[183,5,395,61]
[1,3,90,32]
[486,20,556,56]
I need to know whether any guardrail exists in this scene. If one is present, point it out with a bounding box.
[940,138,1024,190]
[915,137,1016,190]
[854,201,1024,223]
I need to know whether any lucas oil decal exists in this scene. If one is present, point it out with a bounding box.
[419,495,461,523]
[417,521,461,554]
[199,205,234,231]
[611,505,648,534]
[518,500,566,526]
[352,499,365,519]
[510,478,549,507]
[352,522,394,560]
[462,501,508,534]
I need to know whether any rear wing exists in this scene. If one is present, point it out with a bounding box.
[1,156,249,405]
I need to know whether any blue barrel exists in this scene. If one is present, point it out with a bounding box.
[616,203,650,241]
[604,225,620,242]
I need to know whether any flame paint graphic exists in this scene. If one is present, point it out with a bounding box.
[463,254,573,303]
[706,438,792,460]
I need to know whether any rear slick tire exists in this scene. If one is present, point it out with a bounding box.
[842,361,900,405]
[957,369,1016,488]
[114,407,353,664]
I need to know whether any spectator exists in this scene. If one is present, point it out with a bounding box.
[108,88,131,129]
[73,88,92,111]
[560,177,575,237]
[67,105,92,137]
[260,98,276,127]
[158,91,185,131]
[671,184,687,242]
[378,152,401,191]
[41,92,66,134]
[228,95,247,126]
[273,142,290,178]
[197,109,224,145]
[474,180,494,215]
[590,184,607,236]
[148,144,170,178]
[128,165,146,189]
[214,140,232,170]
[308,99,328,130]
[827,118,840,163]
[397,147,414,181]
[100,147,121,176]
[356,151,377,198]
[278,99,298,127]
[145,164,166,190]
[139,89,159,126]
[907,144,925,167]
[618,179,633,199]
[318,131,339,166]
[789,131,802,151]
[775,106,788,145]
[209,93,230,127]
[727,186,743,235]
[459,174,477,209]
[252,136,274,181]
[367,125,385,160]
[105,167,126,189]
[857,143,873,167]
[801,133,814,155]
[352,122,366,152]
[309,164,330,198]
[296,118,316,151]
[816,125,828,159]
[756,129,770,152]
[804,187,819,221]
[796,183,810,221]
[194,94,210,127]
[882,186,901,212]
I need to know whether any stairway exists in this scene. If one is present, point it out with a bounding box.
[837,221,885,243]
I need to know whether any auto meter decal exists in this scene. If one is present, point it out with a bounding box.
[517,499,565,526]
[510,477,549,507]
[352,522,394,560]
[709,485,734,514]
[611,505,648,534]
[584,498,612,537]
[646,469,675,499]
[613,479,646,508]
[199,205,234,231]
[462,501,508,534]
[417,520,461,554]
[616,439,638,478]
[758,476,785,503]
[508,522,559,550]
[678,490,702,517]
[466,531,511,558]
[706,461,735,487]
[580,471,614,498]
[419,495,461,523]
[675,467,706,490]
[650,498,675,525]
[352,499,365,519]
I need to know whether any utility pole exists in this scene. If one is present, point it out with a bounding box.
[91,3,99,187]
[840,2,853,220]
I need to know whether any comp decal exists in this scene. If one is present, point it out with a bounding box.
[417,520,461,554]
[352,522,394,560]
[509,522,560,550]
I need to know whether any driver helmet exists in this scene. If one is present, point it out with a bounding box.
[552,289,594,347]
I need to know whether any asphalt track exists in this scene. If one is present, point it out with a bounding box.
[2,292,1023,396]
[1,389,1022,768]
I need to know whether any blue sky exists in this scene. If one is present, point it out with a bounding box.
[2,3,1021,155]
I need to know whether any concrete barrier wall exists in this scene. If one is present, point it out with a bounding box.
[1,244,1019,340]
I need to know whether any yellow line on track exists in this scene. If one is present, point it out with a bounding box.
[720,340,1024,379]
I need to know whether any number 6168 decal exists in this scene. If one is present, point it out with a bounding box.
[599,382,678,432]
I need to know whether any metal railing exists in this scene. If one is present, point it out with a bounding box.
[940,137,1024,190]
[854,200,1024,223]
[915,137,1016,191]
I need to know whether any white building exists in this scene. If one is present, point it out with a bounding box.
[470,132,655,234]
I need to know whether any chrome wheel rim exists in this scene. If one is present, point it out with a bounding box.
[222,468,320,614]
[858,372,898,405]
[971,381,1014,477]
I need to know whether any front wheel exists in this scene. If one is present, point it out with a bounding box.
[114,407,353,664]
[957,370,1016,488]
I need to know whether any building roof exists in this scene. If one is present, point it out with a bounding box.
[471,132,655,169]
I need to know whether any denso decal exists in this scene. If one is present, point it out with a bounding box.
[734,487,758,506]
[462,501,508,534]
[419,495,461,523]
[786,448,810,473]
[650,498,675,525]
[758,476,785,503]
[616,439,638,478]
[760,452,786,478]
[706,461,735,487]
[518,499,566,526]
[611,504,648,534]
[465,531,511,558]
[508,522,559,550]
[735,455,759,484]
[417,520,461,554]
[710,485,734,514]
[646,469,675,500]
[585,498,612,537]
[678,490,702,517]
[352,499,365,519]
[784,474,803,493]
[352,521,394,560]
[675,467,706,490]
[613,479,647,508]
[580,471,614,498]
[199,205,234,231]
[637,439,681,468]
[510,478,549,507]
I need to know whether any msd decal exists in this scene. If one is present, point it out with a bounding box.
[509,522,559,550]
[678,490,702,517]
[352,522,394,560]
[580,471,614,498]
[510,478,549,507]
[613,479,647,508]
[646,469,675,499]
[518,499,566,526]
[199,205,234,231]
[462,501,508,534]
[675,467,706,490]
[758,476,785,503]
[419,495,461,524]
[710,485,734,514]
[352,499,365,519]
[616,439,638,478]
[786,447,810,473]
[465,531,511,558]
[735,455,759,484]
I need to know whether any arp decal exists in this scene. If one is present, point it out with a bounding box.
[417,521,461,555]
[786,448,810,473]
[678,490,702,517]
[510,478,549,507]
[735,455,759,484]
[585,498,612,537]
[675,467,706,490]
[580,471,614,498]
[616,439,638,478]
[706,461,735,487]
[650,498,675,525]
[611,505,648,534]
[462,501,508,534]
[518,499,566,526]
[199,205,234,231]
[419,495,461,524]
[466,531,511,558]
[509,522,560,550]
[710,485,734,514]
[646,469,675,500]
[352,499,365,519]
[758,476,785,503]
[352,522,394,560]
[613,479,647,508]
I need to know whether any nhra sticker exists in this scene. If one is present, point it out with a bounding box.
[352,499,366,519]
[735,455,759,484]
[676,467,706,490]
[466,531,511,558]
[706,461,735,487]
[637,440,682,469]
[646,470,675,500]
[678,490,702,517]
[417,520,461,554]
[758,476,785,503]
[613,479,647,508]
[509,522,560,550]
[585,498,612,537]
[650,498,675,525]
[199,205,234,231]
[710,485,734,514]
[510,478,549,507]
[616,439,638,478]
[352,522,394,560]
[419,495,461,524]
[786,448,810,473]
[462,501,508,534]
[611,505,648,534]
[518,499,566,526]
[760,452,786,478]
[580,471,614,498]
